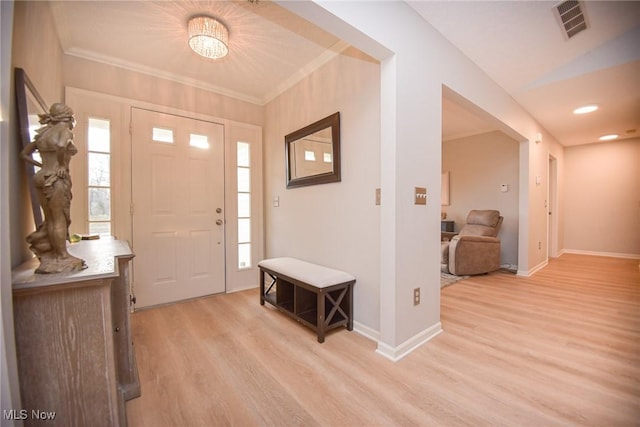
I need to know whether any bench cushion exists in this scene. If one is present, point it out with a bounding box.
[258,257,355,288]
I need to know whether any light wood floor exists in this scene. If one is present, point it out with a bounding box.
[126,254,640,426]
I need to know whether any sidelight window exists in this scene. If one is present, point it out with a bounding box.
[87,118,112,236]
[237,142,251,269]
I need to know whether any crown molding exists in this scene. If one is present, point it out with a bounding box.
[65,47,264,105]
[65,40,351,107]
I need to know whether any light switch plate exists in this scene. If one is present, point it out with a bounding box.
[415,187,427,205]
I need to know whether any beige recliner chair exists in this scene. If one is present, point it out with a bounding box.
[441,210,503,276]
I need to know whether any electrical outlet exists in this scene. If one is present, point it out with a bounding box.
[538,241,542,250]
[413,287,420,306]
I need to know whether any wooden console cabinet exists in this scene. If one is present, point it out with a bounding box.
[11,239,140,426]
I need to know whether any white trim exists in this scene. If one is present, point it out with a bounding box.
[353,321,380,342]
[517,259,548,277]
[66,86,249,128]
[561,249,640,260]
[375,322,443,362]
[64,87,264,298]
[442,127,498,142]
[65,39,350,107]
[225,284,258,294]
[261,40,350,104]
[65,48,264,105]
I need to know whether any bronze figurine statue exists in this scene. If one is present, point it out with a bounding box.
[20,103,86,273]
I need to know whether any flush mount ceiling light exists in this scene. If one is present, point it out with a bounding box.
[599,134,619,141]
[573,104,598,114]
[188,15,229,60]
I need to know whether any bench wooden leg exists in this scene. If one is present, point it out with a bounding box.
[259,270,265,305]
[317,291,325,343]
[347,283,354,331]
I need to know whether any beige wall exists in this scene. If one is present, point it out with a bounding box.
[62,55,263,127]
[442,131,520,267]
[264,48,381,332]
[563,138,640,257]
[10,1,65,267]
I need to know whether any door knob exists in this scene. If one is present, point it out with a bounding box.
[216,219,223,225]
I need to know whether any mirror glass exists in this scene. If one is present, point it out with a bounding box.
[285,112,340,189]
[15,67,48,227]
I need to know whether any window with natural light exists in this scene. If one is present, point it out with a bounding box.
[304,150,316,161]
[237,142,251,269]
[87,118,112,236]
[152,127,174,144]
[189,133,209,149]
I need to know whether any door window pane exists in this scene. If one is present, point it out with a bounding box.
[238,193,250,218]
[152,127,174,143]
[88,152,111,186]
[88,118,110,152]
[238,243,251,269]
[89,187,111,221]
[89,222,111,236]
[189,133,209,149]
[238,218,251,243]
[237,167,250,192]
[237,142,250,167]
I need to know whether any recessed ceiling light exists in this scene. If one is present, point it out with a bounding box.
[573,105,598,114]
[599,134,619,141]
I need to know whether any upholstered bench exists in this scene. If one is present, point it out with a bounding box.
[258,257,355,343]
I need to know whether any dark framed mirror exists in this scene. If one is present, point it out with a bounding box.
[285,112,341,189]
[15,67,48,227]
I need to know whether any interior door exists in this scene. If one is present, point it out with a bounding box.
[131,108,225,308]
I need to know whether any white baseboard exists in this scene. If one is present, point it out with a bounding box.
[375,322,443,362]
[226,284,258,293]
[353,321,380,342]
[517,259,548,277]
[561,249,640,260]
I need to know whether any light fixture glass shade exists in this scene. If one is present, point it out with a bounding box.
[188,16,228,59]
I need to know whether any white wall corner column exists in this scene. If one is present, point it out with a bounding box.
[280,0,444,359]
[376,54,443,360]
[517,140,532,275]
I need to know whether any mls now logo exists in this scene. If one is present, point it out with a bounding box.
[4,409,56,420]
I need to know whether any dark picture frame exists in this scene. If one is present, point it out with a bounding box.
[15,67,48,227]
[285,112,341,189]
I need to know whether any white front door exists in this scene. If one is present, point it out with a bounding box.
[131,108,225,308]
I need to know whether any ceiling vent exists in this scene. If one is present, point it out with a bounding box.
[554,1,588,39]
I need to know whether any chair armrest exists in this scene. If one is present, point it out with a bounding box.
[452,235,500,244]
